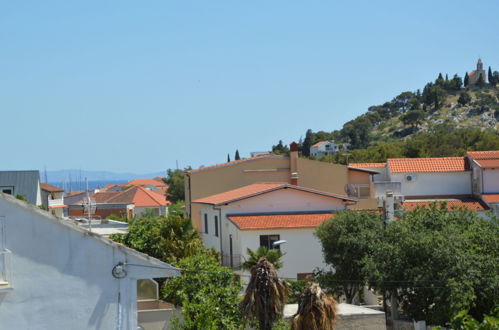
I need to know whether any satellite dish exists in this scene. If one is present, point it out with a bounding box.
[344,184,358,197]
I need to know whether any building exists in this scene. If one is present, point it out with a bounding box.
[67,186,169,219]
[192,182,357,280]
[0,192,179,329]
[350,151,499,214]
[185,143,377,232]
[467,150,499,214]
[0,170,42,205]
[40,182,66,217]
[468,58,487,86]
[310,141,341,157]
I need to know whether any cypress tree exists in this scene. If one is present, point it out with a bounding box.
[488,66,493,85]
[464,72,469,87]
[477,73,485,87]
[235,150,241,160]
[227,154,231,162]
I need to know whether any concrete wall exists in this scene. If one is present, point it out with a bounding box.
[483,169,499,193]
[0,194,176,330]
[389,172,472,197]
[297,158,349,195]
[239,228,327,280]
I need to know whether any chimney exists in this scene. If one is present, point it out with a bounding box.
[290,142,299,185]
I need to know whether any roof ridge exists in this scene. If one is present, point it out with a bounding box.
[187,154,287,173]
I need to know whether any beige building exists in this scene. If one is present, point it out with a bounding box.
[185,142,377,231]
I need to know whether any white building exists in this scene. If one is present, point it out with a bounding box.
[192,182,357,280]
[0,170,42,206]
[0,192,179,330]
[467,150,499,215]
[310,141,345,158]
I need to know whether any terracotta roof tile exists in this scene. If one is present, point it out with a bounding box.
[93,191,121,203]
[227,212,335,230]
[482,194,499,203]
[474,159,499,168]
[349,163,386,168]
[40,182,64,193]
[127,178,166,187]
[402,198,488,211]
[467,150,499,160]
[311,141,327,148]
[388,157,467,173]
[106,186,169,207]
[192,183,356,206]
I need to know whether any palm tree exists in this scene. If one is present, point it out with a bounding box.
[241,258,289,330]
[241,247,284,271]
[291,282,338,330]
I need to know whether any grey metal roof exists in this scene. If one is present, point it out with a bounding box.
[0,170,41,205]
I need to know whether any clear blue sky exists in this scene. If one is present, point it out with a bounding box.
[2,1,498,173]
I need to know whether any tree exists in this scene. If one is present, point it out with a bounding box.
[301,129,314,157]
[235,150,241,160]
[109,214,204,263]
[488,66,493,85]
[492,71,499,86]
[458,92,472,106]
[162,253,243,329]
[450,74,463,91]
[436,73,445,86]
[291,283,338,330]
[164,168,188,203]
[242,247,284,271]
[315,211,384,303]
[464,72,469,87]
[477,73,485,87]
[227,154,231,162]
[370,206,499,325]
[241,258,289,330]
[401,110,425,127]
[272,140,290,156]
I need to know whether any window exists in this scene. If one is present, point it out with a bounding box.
[260,235,280,251]
[214,215,219,237]
[204,214,208,234]
[0,187,14,195]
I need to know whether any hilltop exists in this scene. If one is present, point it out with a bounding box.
[281,61,499,162]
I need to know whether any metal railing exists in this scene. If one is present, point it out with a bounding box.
[346,184,371,199]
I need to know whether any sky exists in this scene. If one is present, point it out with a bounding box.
[1,0,499,173]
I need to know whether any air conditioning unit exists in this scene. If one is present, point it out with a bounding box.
[405,174,417,182]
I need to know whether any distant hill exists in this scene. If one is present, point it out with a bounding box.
[291,66,499,162]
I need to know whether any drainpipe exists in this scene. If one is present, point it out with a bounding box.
[214,206,223,261]
[290,142,299,185]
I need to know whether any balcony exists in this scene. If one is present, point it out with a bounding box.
[345,184,371,199]
[0,249,13,292]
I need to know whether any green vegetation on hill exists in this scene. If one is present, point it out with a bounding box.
[283,68,499,162]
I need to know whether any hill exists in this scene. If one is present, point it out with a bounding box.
[283,68,499,163]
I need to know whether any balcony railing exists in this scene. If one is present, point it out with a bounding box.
[48,198,65,207]
[346,184,371,199]
[0,249,12,291]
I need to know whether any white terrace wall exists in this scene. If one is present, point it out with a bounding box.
[389,172,472,197]
[0,195,175,330]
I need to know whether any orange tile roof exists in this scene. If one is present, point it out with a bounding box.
[187,154,285,174]
[467,150,499,160]
[402,198,488,211]
[127,178,166,187]
[40,182,64,192]
[311,141,328,148]
[482,194,499,203]
[93,191,121,203]
[474,159,499,168]
[192,182,356,206]
[227,212,335,230]
[388,157,467,173]
[106,186,169,207]
[349,162,386,168]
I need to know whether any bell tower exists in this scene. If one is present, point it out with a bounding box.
[477,58,483,71]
